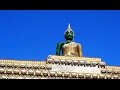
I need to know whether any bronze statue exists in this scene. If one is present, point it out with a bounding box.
[56,24,83,57]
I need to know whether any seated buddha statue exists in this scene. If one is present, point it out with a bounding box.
[56,24,83,57]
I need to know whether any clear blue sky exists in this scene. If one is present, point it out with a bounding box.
[0,10,120,66]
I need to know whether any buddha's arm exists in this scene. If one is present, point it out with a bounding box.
[77,44,83,57]
[56,43,62,55]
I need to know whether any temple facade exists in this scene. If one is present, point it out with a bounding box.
[0,24,120,79]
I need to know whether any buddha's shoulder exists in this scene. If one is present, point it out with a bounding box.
[72,42,81,46]
[57,42,65,45]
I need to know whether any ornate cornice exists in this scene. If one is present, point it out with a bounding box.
[0,56,119,79]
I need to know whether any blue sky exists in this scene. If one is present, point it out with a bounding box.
[0,10,120,66]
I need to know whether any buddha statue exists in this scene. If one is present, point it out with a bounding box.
[56,24,83,57]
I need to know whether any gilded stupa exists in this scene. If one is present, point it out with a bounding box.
[0,24,120,79]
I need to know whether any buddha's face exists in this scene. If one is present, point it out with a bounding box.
[64,30,74,41]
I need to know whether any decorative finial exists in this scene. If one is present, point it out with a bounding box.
[64,23,74,36]
[68,23,71,29]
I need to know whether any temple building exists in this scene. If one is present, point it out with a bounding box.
[0,24,120,79]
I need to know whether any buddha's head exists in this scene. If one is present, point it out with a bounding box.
[64,24,74,41]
